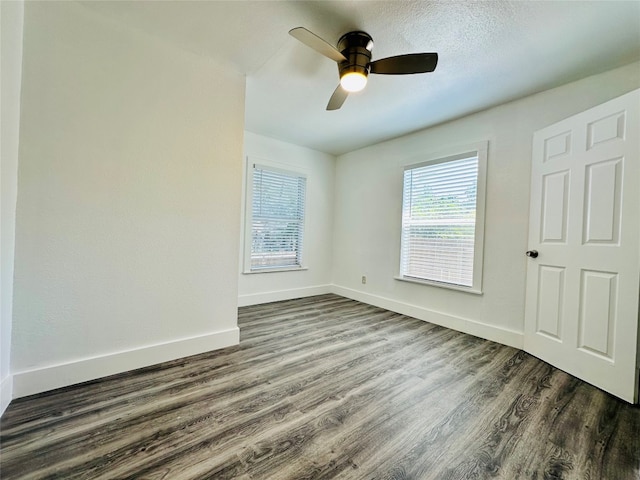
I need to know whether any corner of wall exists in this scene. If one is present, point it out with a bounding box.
[1,374,13,416]
[0,0,25,417]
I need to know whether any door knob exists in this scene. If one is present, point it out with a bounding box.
[526,250,539,258]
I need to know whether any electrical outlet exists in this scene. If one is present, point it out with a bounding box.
[361,275,367,284]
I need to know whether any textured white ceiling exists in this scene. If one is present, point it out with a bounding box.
[81,1,640,155]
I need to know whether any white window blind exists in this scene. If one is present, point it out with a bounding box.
[400,154,479,287]
[251,165,306,271]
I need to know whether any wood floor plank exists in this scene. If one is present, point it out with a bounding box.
[343,350,538,480]
[1,294,638,479]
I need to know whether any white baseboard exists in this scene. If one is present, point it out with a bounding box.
[1,374,13,416]
[331,285,524,349]
[11,328,239,399]
[10,286,523,400]
[238,284,332,307]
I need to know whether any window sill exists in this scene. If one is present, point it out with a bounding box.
[394,275,483,295]
[243,266,308,275]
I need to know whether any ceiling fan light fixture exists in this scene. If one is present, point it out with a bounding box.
[289,27,438,110]
[340,71,368,92]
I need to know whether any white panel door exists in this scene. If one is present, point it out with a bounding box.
[524,89,640,403]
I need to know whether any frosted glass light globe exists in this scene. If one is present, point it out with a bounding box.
[340,72,367,92]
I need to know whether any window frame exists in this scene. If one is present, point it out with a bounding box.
[396,142,488,294]
[242,159,308,274]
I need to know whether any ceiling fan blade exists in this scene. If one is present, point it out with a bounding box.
[289,27,347,63]
[327,85,349,111]
[369,53,438,74]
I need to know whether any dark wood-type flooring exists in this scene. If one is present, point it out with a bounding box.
[1,294,639,479]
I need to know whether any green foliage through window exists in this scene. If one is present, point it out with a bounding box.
[400,155,479,287]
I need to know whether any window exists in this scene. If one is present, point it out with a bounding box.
[248,164,306,272]
[399,145,487,293]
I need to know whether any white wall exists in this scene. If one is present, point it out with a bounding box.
[1,0,24,414]
[332,62,640,348]
[239,132,335,306]
[10,2,246,398]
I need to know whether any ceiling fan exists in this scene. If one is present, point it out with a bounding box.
[289,27,438,111]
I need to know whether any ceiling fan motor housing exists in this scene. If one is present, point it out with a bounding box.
[337,31,373,79]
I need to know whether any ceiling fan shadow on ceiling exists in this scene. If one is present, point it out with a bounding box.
[289,27,438,111]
